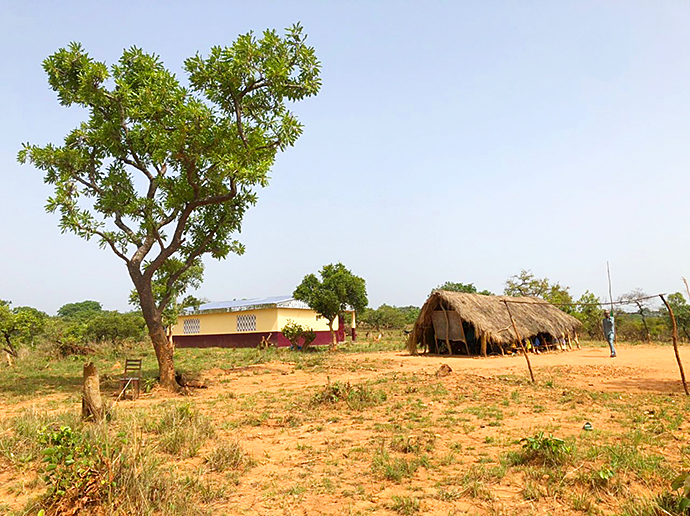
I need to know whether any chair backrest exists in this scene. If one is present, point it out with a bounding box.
[124,359,142,376]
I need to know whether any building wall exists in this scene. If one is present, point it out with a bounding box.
[276,308,334,332]
[171,306,353,348]
[170,307,341,336]
[171,308,279,336]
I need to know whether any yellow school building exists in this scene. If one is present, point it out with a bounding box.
[171,295,356,348]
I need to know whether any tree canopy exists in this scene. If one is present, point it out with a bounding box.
[0,301,49,357]
[19,25,321,389]
[433,281,492,296]
[504,269,574,313]
[293,263,367,350]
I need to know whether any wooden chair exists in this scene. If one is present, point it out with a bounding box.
[119,359,142,400]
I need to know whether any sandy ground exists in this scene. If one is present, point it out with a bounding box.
[372,344,689,394]
[1,344,688,515]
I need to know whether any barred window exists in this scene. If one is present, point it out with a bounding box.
[183,318,200,334]
[236,314,257,332]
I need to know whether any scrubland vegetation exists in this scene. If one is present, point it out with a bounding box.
[1,333,689,515]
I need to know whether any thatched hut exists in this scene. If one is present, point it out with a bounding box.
[408,291,581,356]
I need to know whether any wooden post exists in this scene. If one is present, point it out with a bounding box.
[659,295,689,396]
[82,362,103,421]
[480,333,487,357]
[440,303,453,355]
[503,301,535,383]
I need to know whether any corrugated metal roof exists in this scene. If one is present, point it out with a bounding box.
[183,295,311,315]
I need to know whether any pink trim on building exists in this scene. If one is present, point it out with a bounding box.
[174,329,340,349]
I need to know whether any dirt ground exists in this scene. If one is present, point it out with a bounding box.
[1,344,689,515]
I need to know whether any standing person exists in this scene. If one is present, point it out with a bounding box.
[603,310,616,358]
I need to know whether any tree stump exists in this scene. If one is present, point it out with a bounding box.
[82,362,103,421]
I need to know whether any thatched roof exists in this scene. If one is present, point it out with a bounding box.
[409,290,581,352]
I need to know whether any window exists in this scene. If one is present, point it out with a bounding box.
[183,318,200,334]
[236,314,257,332]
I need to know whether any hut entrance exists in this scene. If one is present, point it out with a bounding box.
[431,309,475,355]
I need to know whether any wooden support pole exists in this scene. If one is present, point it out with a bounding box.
[440,303,453,356]
[503,301,535,383]
[480,333,487,357]
[659,295,689,396]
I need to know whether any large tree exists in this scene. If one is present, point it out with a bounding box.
[19,25,321,390]
[293,263,368,350]
[504,269,574,313]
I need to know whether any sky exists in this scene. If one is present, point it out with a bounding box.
[1,1,690,315]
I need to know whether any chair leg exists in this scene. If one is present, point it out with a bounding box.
[134,380,140,400]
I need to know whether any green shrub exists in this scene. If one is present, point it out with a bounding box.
[510,432,574,466]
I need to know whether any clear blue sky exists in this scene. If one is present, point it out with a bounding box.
[2,1,689,314]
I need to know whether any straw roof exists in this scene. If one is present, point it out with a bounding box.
[409,290,581,352]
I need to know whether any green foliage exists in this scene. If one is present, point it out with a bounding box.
[0,300,49,356]
[281,319,316,350]
[19,25,321,381]
[397,305,421,325]
[57,300,102,320]
[84,311,147,345]
[504,270,574,313]
[433,281,492,296]
[572,291,603,338]
[293,262,367,338]
[38,425,100,500]
[360,304,406,330]
[513,432,574,466]
[671,472,690,512]
[667,293,690,339]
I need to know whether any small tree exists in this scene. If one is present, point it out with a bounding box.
[667,293,690,341]
[19,26,321,390]
[0,301,48,358]
[572,291,603,338]
[293,263,367,351]
[281,320,316,350]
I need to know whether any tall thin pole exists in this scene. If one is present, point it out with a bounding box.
[606,261,614,312]
[659,294,689,395]
[504,300,535,383]
[607,261,617,345]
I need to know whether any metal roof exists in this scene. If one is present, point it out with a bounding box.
[183,295,311,315]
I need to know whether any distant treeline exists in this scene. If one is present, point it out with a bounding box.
[1,300,146,358]
[358,274,690,342]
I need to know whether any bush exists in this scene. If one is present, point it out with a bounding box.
[281,320,316,350]
[510,432,574,466]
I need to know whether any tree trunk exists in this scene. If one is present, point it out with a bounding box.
[130,270,178,392]
[82,362,103,421]
[637,303,651,343]
[328,320,337,352]
[2,334,18,358]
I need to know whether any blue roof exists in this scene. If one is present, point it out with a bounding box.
[184,295,309,314]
